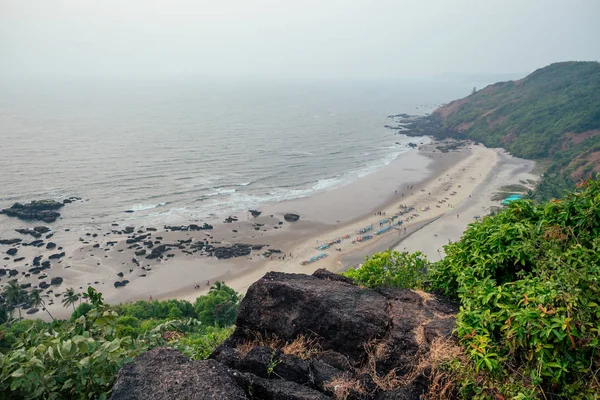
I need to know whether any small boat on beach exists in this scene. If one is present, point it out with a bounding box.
[376,226,393,235]
[358,224,373,234]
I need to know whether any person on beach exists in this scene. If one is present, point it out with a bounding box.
[149,295,153,301]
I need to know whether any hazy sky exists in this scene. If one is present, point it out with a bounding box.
[1,0,599,81]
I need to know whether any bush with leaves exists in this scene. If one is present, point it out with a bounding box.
[429,177,600,399]
[343,250,429,290]
[0,285,238,399]
[194,281,241,327]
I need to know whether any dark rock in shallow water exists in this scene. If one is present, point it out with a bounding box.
[284,213,300,222]
[50,277,63,286]
[0,238,21,245]
[6,248,17,256]
[1,200,64,222]
[46,242,56,249]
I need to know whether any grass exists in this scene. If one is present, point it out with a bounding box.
[235,332,321,360]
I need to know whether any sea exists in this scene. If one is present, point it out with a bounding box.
[0,78,484,232]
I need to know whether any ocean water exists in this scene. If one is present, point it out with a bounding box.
[0,79,472,231]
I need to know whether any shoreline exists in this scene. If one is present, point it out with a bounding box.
[1,140,538,320]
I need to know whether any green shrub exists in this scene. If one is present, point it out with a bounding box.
[0,285,240,399]
[430,178,600,398]
[343,250,429,290]
[194,282,241,327]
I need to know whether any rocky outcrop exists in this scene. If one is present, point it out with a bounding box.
[1,200,65,222]
[110,348,248,400]
[111,270,458,399]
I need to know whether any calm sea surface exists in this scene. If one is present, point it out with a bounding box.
[0,79,477,232]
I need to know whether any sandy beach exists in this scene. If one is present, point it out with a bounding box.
[2,140,537,320]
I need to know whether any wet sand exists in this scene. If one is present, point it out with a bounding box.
[1,141,537,320]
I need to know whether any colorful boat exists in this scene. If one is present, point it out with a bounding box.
[376,226,393,235]
[358,224,373,234]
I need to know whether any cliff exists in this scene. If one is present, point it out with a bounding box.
[405,61,600,200]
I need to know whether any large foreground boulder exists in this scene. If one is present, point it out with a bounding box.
[110,348,248,400]
[111,270,458,399]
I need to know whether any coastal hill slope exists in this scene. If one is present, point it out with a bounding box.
[425,61,600,199]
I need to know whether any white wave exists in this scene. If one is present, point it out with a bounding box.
[233,181,251,186]
[205,188,236,197]
[130,202,168,211]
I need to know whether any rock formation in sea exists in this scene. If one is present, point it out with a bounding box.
[110,269,457,399]
[1,198,81,222]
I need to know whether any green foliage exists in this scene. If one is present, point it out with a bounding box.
[0,285,239,399]
[194,281,242,327]
[338,179,600,398]
[343,250,428,290]
[71,303,93,321]
[429,178,600,398]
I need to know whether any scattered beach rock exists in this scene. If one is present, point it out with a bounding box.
[46,242,57,249]
[34,226,51,233]
[114,280,130,288]
[284,213,300,222]
[0,238,22,245]
[165,224,214,231]
[248,209,262,218]
[50,277,63,286]
[1,200,65,223]
[39,281,50,289]
[15,228,42,238]
[14,257,25,262]
[48,252,65,260]
[26,308,39,315]
[6,248,17,256]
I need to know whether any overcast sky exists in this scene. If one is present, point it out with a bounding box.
[1,0,599,81]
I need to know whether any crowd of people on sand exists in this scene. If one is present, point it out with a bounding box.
[296,173,475,266]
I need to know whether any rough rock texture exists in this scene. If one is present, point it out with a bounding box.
[284,213,300,222]
[111,269,458,399]
[110,348,248,400]
[1,200,64,222]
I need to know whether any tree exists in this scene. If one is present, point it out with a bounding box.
[28,288,55,321]
[195,282,241,327]
[61,288,80,311]
[3,280,28,321]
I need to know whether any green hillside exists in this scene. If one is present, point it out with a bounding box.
[432,61,600,200]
